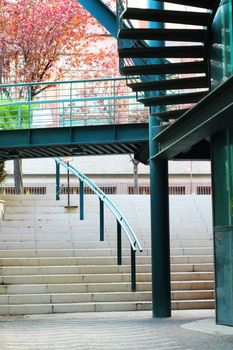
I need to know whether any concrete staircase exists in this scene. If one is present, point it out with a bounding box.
[0,195,214,315]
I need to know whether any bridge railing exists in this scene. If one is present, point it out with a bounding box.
[0,78,148,130]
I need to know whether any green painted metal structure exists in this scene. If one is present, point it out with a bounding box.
[77,0,117,37]
[54,157,142,292]
[0,0,232,324]
[0,78,149,162]
[115,0,233,325]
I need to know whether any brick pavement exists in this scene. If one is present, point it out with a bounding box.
[0,310,232,350]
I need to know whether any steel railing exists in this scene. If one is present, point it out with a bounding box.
[0,78,148,130]
[54,157,142,292]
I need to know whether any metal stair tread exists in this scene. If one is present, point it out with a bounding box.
[138,91,207,106]
[150,108,189,120]
[118,46,205,58]
[128,77,209,92]
[121,61,206,76]
[119,28,206,42]
[122,7,211,26]
[153,0,215,9]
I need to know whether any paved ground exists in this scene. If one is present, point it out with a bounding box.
[0,310,232,350]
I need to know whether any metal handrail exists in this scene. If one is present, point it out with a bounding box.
[54,157,142,292]
[54,157,142,253]
[0,78,149,130]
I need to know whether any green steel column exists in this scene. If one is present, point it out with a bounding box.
[147,0,171,317]
[149,117,171,318]
[79,180,84,220]
[56,161,60,201]
[211,128,233,326]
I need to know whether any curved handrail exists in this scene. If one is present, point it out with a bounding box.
[54,157,142,253]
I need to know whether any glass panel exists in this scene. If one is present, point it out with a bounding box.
[212,130,230,227]
[215,230,233,325]
[211,0,233,88]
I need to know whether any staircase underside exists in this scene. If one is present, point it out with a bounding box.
[117,0,222,161]
[156,76,233,159]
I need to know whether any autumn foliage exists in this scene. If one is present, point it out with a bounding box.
[0,0,119,87]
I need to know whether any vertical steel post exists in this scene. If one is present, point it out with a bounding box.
[28,85,31,129]
[18,105,21,129]
[100,199,104,241]
[67,162,70,207]
[131,247,136,292]
[56,161,60,201]
[117,220,122,265]
[79,180,84,220]
[149,117,171,317]
[147,0,171,318]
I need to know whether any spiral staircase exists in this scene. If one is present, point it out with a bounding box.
[117,0,220,123]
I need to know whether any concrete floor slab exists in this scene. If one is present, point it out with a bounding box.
[0,310,232,350]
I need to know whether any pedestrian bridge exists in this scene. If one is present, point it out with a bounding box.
[0,78,149,163]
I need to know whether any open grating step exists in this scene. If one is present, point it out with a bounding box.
[119,28,206,42]
[119,46,205,59]
[122,7,211,26]
[128,77,209,92]
[121,61,206,76]
[138,91,207,106]
[152,0,215,10]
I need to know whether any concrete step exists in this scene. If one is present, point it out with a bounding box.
[0,271,214,285]
[0,282,152,295]
[0,301,152,315]
[172,299,215,310]
[171,263,213,272]
[0,273,151,284]
[0,263,213,276]
[0,291,152,305]
[0,264,151,275]
[171,280,214,290]
[171,255,213,264]
[171,272,214,281]
[0,248,151,258]
[0,232,213,242]
[0,298,215,315]
[170,247,213,255]
[0,256,150,266]
[171,290,214,300]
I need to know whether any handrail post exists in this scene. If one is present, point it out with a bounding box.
[70,82,72,127]
[117,220,122,265]
[79,179,84,220]
[67,161,70,207]
[131,247,136,292]
[28,85,32,129]
[113,79,116,124]
[18,105,21,129]
[100,199,104,241]
[56,161,60,201]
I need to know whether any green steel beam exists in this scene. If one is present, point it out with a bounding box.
[0,124,148,149]
[155,76,233,160]
[77,0,117,37]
